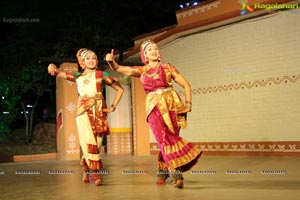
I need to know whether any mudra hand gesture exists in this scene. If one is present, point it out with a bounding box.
[105,49,114,63]
[48,63,58,76]
[177,103,192,114]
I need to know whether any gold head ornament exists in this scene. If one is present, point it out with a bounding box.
[140,40,157,51]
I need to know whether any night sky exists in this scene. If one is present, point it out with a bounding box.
[1,0,188,54]
[0,0,205,68]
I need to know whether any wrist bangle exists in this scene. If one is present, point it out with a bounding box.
[108,61,119,71]
[55,69,60,75]
[111,104,116,112]
[185,101,192,105]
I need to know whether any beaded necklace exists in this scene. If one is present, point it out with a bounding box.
[144,64,160,79]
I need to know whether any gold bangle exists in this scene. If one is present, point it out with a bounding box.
[111,104,116,112]
[108,61,119,71]
[185,101,192,105]
[55,68,60,75]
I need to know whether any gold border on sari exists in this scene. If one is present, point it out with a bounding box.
[145,89,187,133]
[168,147,201,170]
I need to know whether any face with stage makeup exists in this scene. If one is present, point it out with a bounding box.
[140,40,161,64]
[82,50,98,69]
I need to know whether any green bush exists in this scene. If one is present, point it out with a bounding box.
[0,116,12,144]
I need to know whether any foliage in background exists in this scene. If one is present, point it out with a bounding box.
[0,76,21,143]
[18,66,49,143]
[0,0,182,145]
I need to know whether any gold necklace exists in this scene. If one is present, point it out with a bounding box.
[144,64,160,79]
[83,72,93,84]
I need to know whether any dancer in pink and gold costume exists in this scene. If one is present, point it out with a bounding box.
[106,40,202,188]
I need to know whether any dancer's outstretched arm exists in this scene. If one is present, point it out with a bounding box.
[48,63,66,79]
[106,49,136,76]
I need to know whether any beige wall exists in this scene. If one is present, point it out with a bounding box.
[151,10,300,154]
[125,1,300,155]
[118,0,300,155]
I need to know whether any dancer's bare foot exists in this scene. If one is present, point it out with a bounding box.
[91,174,102,186]
[156,178,167,186]
[82,172,90,184]
[173,179,184,189]
[94,178,102,186]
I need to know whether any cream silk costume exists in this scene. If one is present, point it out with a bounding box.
[66,70,115,171]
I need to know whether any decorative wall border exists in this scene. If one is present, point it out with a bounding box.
[150,141,300,156]
[178,74,300,96]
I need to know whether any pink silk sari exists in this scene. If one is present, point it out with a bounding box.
[135,63,202,172]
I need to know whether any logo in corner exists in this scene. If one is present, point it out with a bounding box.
[241,2,254,15]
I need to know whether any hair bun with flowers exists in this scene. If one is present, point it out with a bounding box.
[76,48,89,69]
